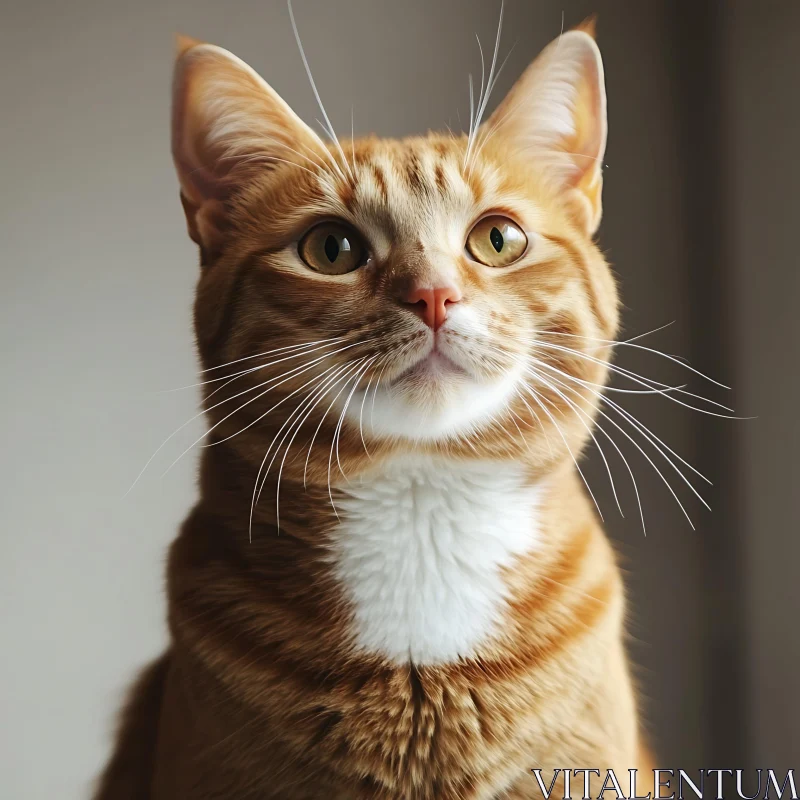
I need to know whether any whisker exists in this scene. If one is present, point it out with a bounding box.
[161,340,371,477]
[257,360,361,535]
[535,369,701,528]
[330,357,378,493]
[357,353,390,459]
[531,369,624,519]
[202,341,354,402]
[536,331,731,390]
[125,344,342,496]
[620,320,676,344]
[302,358,370,496]
[288,0,354,182]
[491,342,685,396]
[199,336,344,374]
[518,367,642,534]
[520,383,604,522]
[172,339,345,392]
[532,358,712,487]
[350,106,356,175]
[463,0,504,171]
[466,47,515,176]
[249,359,362,538]
[232,152,320,177]
[533,340,740,416]
[204,363,348,452]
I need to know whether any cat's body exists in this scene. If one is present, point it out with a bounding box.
[96,20,654,799]
[98,450,643,799]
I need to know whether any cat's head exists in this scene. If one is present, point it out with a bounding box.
[171,23,618,470]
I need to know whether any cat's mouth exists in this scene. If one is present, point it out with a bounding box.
[394,350,468,384]
[346,334,524,441]
[388,339,472,388]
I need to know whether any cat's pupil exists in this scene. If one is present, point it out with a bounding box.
[324,235,340,262]
[490,227,504,253]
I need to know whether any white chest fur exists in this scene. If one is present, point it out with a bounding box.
[330,457,541,665]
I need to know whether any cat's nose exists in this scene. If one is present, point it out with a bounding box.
[401,284,463,330]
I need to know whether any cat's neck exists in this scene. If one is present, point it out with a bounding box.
[329,454,544,665]
[182,444,582,670]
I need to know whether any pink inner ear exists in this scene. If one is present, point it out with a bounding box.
[482,31,607,188]
[172,52,235,207]
[566,48,606,185]
[171,41,325,212]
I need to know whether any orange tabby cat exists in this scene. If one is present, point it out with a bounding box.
[95,19,655,800]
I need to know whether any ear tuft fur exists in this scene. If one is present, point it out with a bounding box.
[175,33,204,58]
[170,39,324,260]
[481,28,607,234]
[573,15,598,40]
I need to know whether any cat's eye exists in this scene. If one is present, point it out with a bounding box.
[298,222,366,275]
[466,216,528,267]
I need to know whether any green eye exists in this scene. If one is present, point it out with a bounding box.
[298,222,366,275]
[466,215,528,267]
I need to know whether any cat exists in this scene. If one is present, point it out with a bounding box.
[94,17,656,800]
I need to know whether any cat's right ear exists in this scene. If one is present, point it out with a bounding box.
[171,36,324,262]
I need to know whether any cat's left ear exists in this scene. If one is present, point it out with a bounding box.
[483,22,607,234]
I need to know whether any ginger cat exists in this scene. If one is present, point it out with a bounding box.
[95,18,655,800]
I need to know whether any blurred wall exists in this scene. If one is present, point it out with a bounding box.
[0,1,796,798]
[722,2,800,769]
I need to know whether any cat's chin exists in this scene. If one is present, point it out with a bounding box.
[345,356,524,443]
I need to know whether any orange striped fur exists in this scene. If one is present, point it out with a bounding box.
[95,21,654,800]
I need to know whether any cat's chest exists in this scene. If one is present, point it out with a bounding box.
[330,456,541,665]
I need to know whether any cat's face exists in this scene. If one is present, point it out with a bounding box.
[172,25,618,465]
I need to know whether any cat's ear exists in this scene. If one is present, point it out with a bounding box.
[172,36,324,261]
[483,23,607,234]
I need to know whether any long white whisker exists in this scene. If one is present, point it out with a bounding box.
[520,383,604,522]
[515,386,554,457]
[250,360,362,539]
[302,359,369,495]
[325,361,373,517]
[533,340,741,417]
[126,342,341,496]
[599,392,712,496]
[270,362,364,531]
[537,331,731,390]
[350,106,356,173]
[531,369,624,518]
[204,358,355,451]
[199,337,344,374]
[535,371,700,528]
[173,339,345,392]
[531,357,712,486]
[554,387,647,536]
[357,353,390,459]
[467,73,475,156]
[201,363,336,456]
[332,356,377,484]
[201,341,353,402]
[463,0,504,170]
[466,45,515,176]
[256,361,359,535]
[287,0,354,182]
[162,340,370,475]
[474,33,486,135]
[620,320,676,344]
[489,343,686,396]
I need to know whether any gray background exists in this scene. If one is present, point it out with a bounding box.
[1,1,797,798]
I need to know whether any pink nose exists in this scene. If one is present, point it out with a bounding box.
[402,284,463,330]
